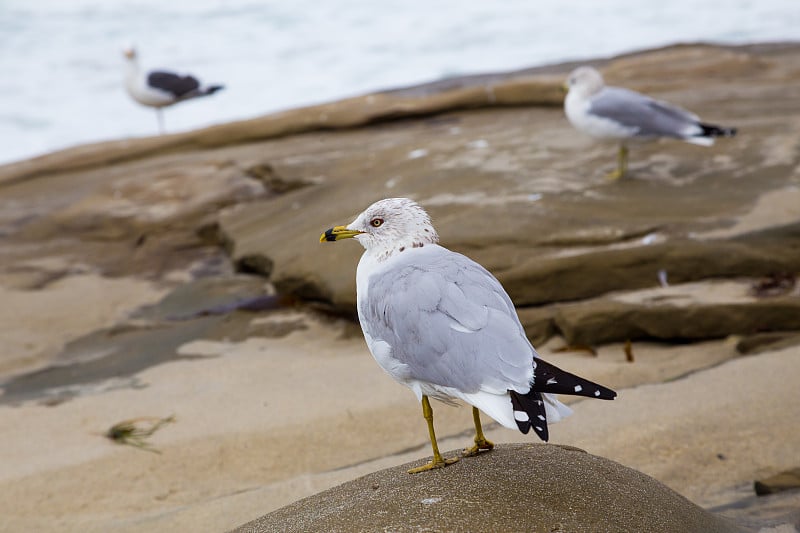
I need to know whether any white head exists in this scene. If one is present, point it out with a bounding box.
[565,66,605,98]
[320,198,438,259]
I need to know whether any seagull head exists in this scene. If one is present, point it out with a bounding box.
[320,197,439,257]
[565,66,605,98]
[122,46,138,61]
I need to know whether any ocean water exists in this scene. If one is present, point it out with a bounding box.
[0,0,798,164]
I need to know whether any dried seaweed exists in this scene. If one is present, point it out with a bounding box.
[105,415,175,453]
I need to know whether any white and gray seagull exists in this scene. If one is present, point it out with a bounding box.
[123,47,224,134]
[321,198,617,473]
[564,66,736,180]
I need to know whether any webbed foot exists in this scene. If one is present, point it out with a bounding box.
[408,455,459,474]
[462,436,494,457]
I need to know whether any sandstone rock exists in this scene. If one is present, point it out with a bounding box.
[0,81,562,186]
[755,467,800,496]
[736,332,800,355]
[553,280,800,345]
[211,44,800,325]
[232,444,743,533]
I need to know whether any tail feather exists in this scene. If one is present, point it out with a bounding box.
[698,122,737,138]
[200,84,225,96]
[532,358,617,400]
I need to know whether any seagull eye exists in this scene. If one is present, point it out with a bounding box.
[370,218,384,228]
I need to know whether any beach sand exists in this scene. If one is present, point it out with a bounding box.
[0,308,797,532]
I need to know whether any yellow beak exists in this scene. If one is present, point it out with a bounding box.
[320,225,364,243]
[560,82,569,94]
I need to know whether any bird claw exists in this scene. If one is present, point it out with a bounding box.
[407,456,459,474]
[462,437,495,457]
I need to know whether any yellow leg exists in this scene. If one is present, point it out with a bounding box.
[407,396,459,474]
[604,144,628,180]
[462,407,495,457]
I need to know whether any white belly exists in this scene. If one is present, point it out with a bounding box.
[125,77,176,108]
[565,93,637,141]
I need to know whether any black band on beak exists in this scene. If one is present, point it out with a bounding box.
[322,228,337,242]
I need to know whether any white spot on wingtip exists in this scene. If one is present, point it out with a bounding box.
[574,384,583,393]
[547,377,557,385]
[514,411,530,422]
[537,415,546,421]
[535,426,544,432]
[594,390,601,397]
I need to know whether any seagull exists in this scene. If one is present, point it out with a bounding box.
[123,47,224,134]
[321,198,617,473]
[564,66,737,180]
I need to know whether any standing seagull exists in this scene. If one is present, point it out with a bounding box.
[123,47,224,134]
[564,66,736,180]
[321,198,617,473]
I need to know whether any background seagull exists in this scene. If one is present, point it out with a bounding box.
[123,47,224,134]
[564,66,736,179]
[321,197,617,473]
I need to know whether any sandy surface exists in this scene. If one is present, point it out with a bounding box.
[0,273,166,377]
[0,309,797,532]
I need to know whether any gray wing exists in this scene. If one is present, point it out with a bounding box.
[360,248,534,394]
[589,86,700,138]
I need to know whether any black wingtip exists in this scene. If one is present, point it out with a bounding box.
[510,390,549,442]
[532,358,617,400]
[700,123,737,138]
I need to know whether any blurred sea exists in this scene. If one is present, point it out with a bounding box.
[0,0,798,164]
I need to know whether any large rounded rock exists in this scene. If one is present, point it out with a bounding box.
[233,444,742,533]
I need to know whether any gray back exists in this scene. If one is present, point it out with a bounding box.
[590,86,699,138]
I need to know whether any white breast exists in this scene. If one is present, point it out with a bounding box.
[124,64,175,108]
[565,92,637,140]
